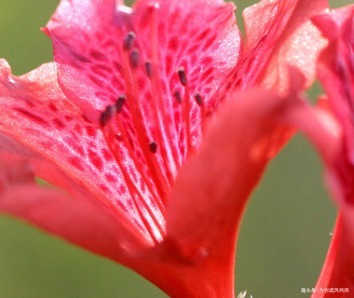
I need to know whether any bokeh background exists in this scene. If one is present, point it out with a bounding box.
[0,0,351,297]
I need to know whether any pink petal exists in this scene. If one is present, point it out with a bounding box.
[45,0,241,180]
[233,0,328,91]
[0,160,145,263]
[44,0,121,119]
[0,60,165,245]
[46,0,240,118]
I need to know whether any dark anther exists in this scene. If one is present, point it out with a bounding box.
[123,31,136,51]
[129,49,140,69]
[115,95,126,113]
[177,67,187,86]
[194,92,203,106]
[173,90,182,103]
[99,105,115,127]
[145,61,153,78]
[149,141,158,153]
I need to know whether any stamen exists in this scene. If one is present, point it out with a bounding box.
[102,120,166,244]
[178,67,188,86]
[123,31,136,51]
[115,94,126,113]
[194,92,203,106]
[173,90,182,104]
[121,42,171,203]
[149,141,158,153]
[177,66,192,153]
[111,111,166,214]
[139,4,178,185]
[129,49,140,69]
[99,105,115,127]
[145,61,153,78]
[194,92,206,134]
[98,29,170,243]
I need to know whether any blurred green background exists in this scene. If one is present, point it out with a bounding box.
[0,0,351,297]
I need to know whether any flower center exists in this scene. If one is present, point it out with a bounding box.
[98,5,206,245]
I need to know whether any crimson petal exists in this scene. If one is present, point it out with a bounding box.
[281,5,354,295]
[233,0,328,91]
[313,6,354,295]
[0,159,144,262]
[162,84,301,296]
[0,60,160,246]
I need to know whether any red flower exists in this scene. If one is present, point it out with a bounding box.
[281,5,354,296]
[0,0,327,296]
